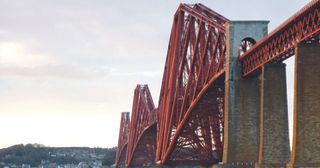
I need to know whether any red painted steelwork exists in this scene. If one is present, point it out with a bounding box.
[167,78,225,166]
[156,3,228,166]
[115,112,130,168]
[126,85,157,167]
[116,1,318,167]
[117,145,128,168]
[129,124,157,167]
[240,0,320,76]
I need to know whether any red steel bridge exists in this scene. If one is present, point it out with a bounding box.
[116,1,320,167]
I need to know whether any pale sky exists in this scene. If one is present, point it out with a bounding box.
[0,0,310,148]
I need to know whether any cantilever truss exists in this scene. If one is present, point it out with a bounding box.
[240,0,320,76]
[126,85,157,167]
[156,3,229,166]
[115,112,130,168]
[115,1,319,167]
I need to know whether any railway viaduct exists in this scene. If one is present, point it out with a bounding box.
[115,1,320,167]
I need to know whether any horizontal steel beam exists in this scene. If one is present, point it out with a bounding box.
[240,0,320,76]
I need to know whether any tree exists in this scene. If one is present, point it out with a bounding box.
[102,147,116,166]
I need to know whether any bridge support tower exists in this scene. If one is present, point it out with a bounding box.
[222,21,268,168]
[288,41,320,167]
[256,63,291,168]
[221,20,290,168]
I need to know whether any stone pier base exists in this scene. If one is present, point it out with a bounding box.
[223,20,269,168]
[290,43,320,167]
[256,63,290,168]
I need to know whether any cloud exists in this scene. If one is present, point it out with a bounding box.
[0,63,112,80]
[0,41,112,80]
[0,41,49,67]
[110,70,163,77]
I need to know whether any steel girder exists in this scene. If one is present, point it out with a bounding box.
[126,85,157,167]
[156,3,229,166]
[117,145,128,168]
[115,1,319,167]
[129,124,157,167]
[240,0,320,76]
[116,112,130,168]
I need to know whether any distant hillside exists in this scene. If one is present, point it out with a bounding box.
[0,144,116,167]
